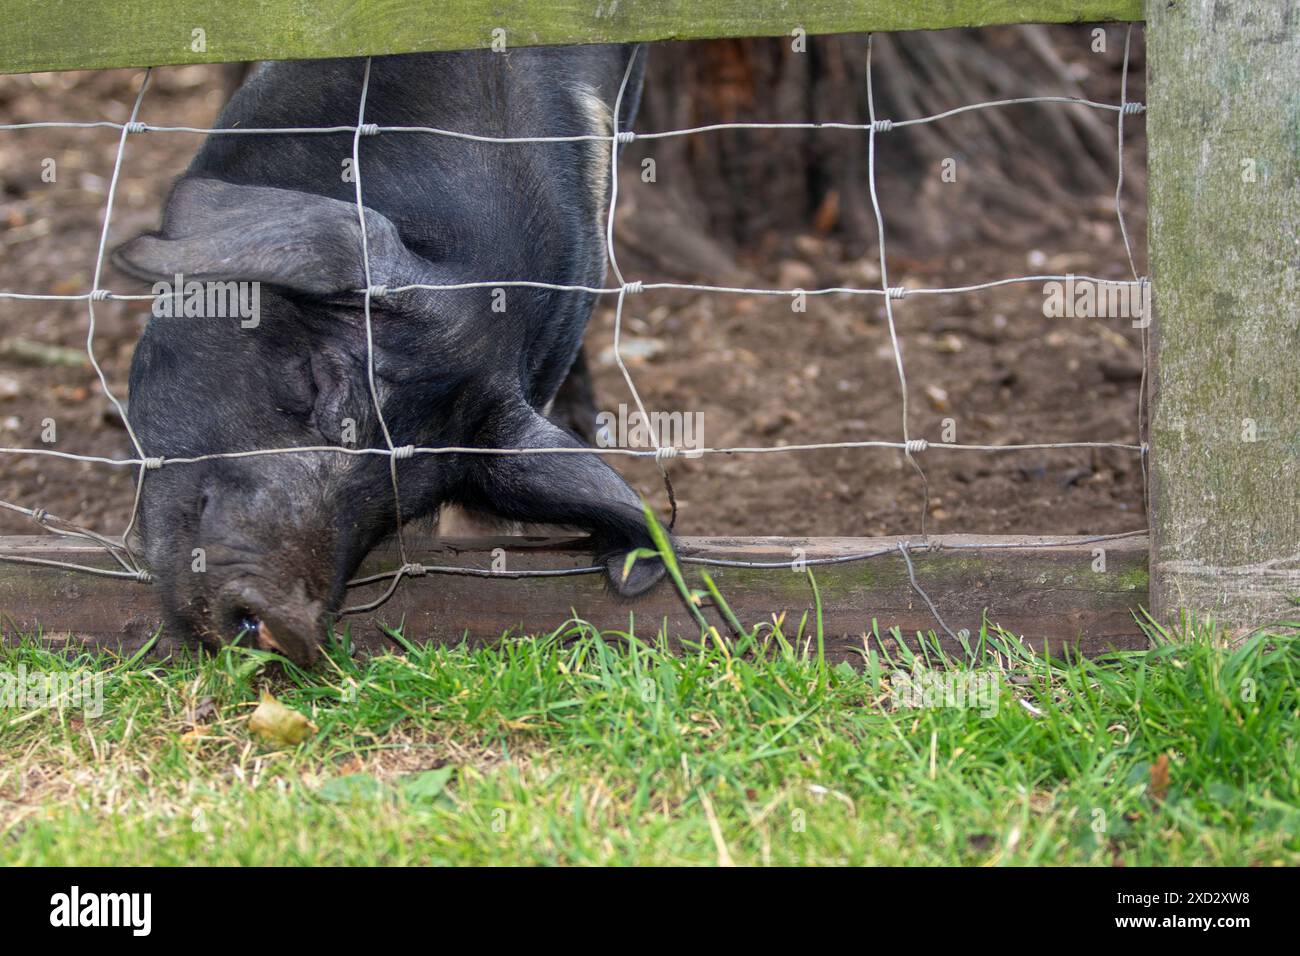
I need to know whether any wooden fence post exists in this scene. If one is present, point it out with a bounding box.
[1148,1,1300,632]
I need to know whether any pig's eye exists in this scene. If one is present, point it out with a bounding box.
[274,357,319,416]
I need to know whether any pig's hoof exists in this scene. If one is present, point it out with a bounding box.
[605,551,667,597]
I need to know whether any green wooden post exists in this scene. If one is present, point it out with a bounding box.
[1147,1,1300,632]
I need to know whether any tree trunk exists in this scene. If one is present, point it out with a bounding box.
[621,26,1142,275]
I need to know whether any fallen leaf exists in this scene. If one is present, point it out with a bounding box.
[400,767,455,803]
[924,383,949,412]
[1147,753,1170,803]
[318,774,382,804]
[1018,698,1044,717]
[247,690,317,747]
[180,726,211,747]
[186,696,218,729]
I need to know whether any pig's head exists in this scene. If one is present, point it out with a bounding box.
[114,178,663,665]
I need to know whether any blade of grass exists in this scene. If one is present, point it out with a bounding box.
[639,499,709,633]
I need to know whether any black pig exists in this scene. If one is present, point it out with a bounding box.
[112,47,664,665]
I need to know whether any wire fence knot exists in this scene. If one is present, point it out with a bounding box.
[872,118,894,132]
[124,122,148,134]
[400,562,426,578]
[31,508,48,524]
[135,568,153,583]
[621,280,644,295]
[367,284,387,299]
[358,123,380,136]
[904,438,929,454]
[89,289,112,302]
[392,445,415,461]
[887,286,908,300]
[654,445,679,461]
[1122,101,1146,115]
[142,457,164,470]
[616,130,636,144]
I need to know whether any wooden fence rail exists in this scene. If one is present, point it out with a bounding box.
[0,535,1150,661]
[2,1,1143,75]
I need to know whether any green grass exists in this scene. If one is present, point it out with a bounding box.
[2,604,1296,865]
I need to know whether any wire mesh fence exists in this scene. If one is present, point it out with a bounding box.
[0,27,1150,636]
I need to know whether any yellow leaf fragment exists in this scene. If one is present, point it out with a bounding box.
[248,690,318,747]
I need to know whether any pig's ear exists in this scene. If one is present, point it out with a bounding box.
[112,178,431,296]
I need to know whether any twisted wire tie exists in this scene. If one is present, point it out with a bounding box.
[89,289,112,301]
[654,446,678,461]
[31,508,48,524]
[392,445,415,461]
[358,123,380,136]
[616,131,636,144]
[872,119,894,132]
[135,569,153,583]
[1122,102,1146,115]
[124,122,148,134]
[622,280,644,295]
[905,439,929,454]
[368,284,388,298]
[400,562,426,578]
[887,286,908,300]
[142,457,164,470]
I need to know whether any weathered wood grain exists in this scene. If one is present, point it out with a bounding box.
[0,533,1149,662]
[1147,0,1300,633]
[0,1,1144,75]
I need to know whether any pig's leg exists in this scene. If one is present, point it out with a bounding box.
[462,404,667,596]
[544,348,598,445]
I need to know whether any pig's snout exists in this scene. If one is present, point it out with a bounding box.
[216,579,327,667]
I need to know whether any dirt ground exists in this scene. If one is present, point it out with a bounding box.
[0,43,1146,541]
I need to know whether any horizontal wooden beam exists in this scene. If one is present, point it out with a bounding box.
[0,534,1149,662]
[1,1,1144,76]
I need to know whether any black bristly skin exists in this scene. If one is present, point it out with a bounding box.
[111,47,665,665]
